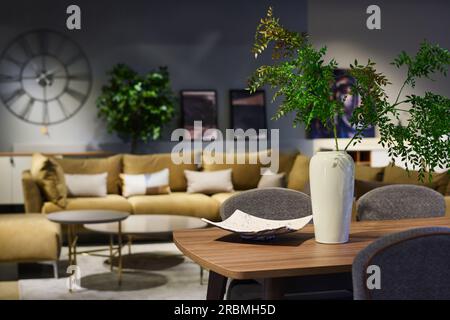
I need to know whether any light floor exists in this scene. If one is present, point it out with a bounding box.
[16,242,208,300]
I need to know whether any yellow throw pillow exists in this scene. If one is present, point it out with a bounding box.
[31,153,68,208]
[383,165,449,195]
[278,153,299,176]
[287,155,310,191]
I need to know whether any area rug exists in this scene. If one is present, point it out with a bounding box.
[19,242,209,300]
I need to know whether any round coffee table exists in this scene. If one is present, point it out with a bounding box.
[47,210,129,284]
[84,214,207,235]
[84,215,208,283]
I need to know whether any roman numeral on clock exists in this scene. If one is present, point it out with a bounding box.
[5,88,25,107]
[20,97,35,120]
[66,88,85,102]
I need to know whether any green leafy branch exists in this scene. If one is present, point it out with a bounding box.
[249,7,342,150]
[249,7,450,179]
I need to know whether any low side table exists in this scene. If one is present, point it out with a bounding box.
[47,210,129,284]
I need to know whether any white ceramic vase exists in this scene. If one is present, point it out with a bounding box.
[309,151,354,244]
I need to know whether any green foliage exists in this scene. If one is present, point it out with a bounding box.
[249,7,450,179]
[97,64,176,152]
[249,7,342,149]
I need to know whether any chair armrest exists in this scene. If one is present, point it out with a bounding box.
[22,170,43,213]
[445,196,450,218]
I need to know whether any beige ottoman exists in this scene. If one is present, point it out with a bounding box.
[0,214,61,278]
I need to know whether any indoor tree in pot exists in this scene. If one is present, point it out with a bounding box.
[97,64,176,153]
[249,7,450,243]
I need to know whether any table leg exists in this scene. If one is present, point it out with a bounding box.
[263,278,284,300]
[206,271,227,300]
[67,225,73,265]
[109,234,113,272]
[118,221,123,285]
[72,225,77,265]
[200,266,204,285]
[128,236,132,255]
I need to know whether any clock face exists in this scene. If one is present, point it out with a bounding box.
[0,29,92,125]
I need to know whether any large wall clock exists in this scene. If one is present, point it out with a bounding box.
[0,29,92,125]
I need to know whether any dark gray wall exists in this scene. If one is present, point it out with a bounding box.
[1,0,449,154]
[0,0,308,152]
[308,0,450,128]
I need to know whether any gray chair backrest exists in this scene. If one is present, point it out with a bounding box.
[352,227,450,300]
[220,187,312,220]
[356,184,445,221]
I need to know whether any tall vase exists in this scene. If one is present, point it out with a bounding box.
[309,151,354,244]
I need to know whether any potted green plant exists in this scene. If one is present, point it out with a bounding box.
[97,64,176,153]
[249,7,450,243]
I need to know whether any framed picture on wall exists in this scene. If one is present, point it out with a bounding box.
[230,89,267,136]
[181,90,218,140]
[308,69,375,139]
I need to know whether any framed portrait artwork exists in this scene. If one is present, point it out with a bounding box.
[180,90,218,140]
[230,89,267,136]
[308,69,375,139]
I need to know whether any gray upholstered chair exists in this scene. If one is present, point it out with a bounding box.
[222,188,352,300]
[356,184,445,221]
[353,227,450,300]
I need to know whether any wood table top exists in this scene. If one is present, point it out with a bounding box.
[174,217,450,280]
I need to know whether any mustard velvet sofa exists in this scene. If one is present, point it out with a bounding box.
[22,153,450,221]
[0,214,61,278]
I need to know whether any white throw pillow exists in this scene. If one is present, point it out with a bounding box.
[257,172,286,188]
[65,173,108,197]
[184,169,234,194]
[120,168,170,197]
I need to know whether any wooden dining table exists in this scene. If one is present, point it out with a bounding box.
[173,217,450,300]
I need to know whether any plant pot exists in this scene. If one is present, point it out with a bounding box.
[309,151,354,244]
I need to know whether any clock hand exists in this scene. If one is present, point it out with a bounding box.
[46,66,65,77]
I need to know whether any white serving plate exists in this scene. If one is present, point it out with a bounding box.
[202,210,313,240]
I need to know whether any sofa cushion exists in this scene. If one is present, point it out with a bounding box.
[211,192,240,206]
[0,282,19,300]
[0,214,61,262]
[185,169,234,194]
[55,155,122,194]
[65,173,108,197]
[123,153,197,192]
[257,172,286,188]
[22,170,43,213]
[42,195,132,214]
[383,165,449,195]
[354,179,391,199]
[31,153,68,208]
[287,155,310,191]
[278,153,298,176]
[128,192,220,221]
[202,151,270,190]
[355,165,384,181]
[121,169,171,197]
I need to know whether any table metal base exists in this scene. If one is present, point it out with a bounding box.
[66,221,124,285]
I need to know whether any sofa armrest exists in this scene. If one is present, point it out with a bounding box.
[22,170,43,213]
[445,196,450,217]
